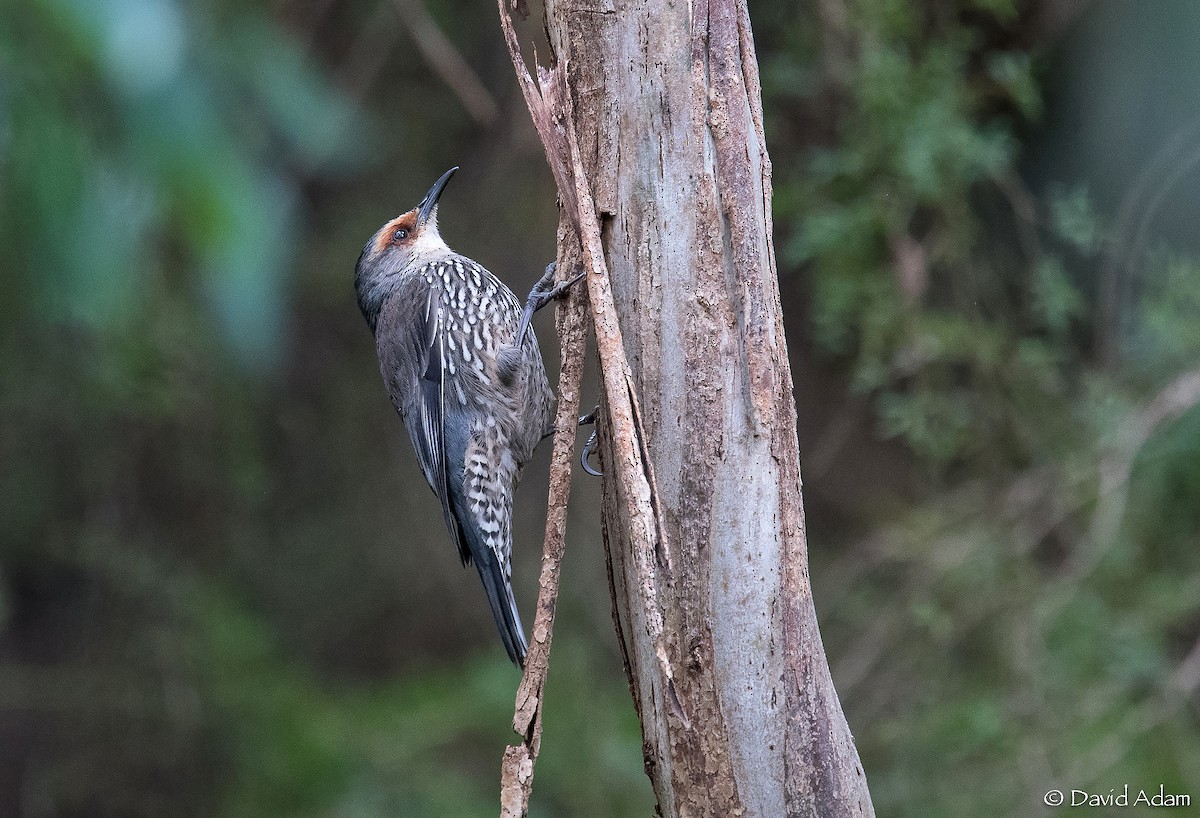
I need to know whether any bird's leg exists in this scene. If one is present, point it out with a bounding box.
[517,262,586,345]
[539,406,598,441]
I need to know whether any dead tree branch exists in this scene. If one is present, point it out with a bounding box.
[498,224,588,817]
[392,0,500,125]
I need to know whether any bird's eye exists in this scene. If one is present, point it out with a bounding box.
[393,228,409,241]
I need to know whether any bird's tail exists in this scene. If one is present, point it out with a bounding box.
[445,420,528,667]
[473,553,528,667]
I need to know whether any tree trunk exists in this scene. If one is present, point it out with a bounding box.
[539,0,876,815]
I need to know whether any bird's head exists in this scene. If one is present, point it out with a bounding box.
[355,166,457,332]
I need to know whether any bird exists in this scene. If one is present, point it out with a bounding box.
[354,167,577,667]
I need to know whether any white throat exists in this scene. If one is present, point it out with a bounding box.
[410,220,450,262]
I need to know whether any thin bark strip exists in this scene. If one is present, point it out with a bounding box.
[498,227,588,817]
[495,3,577,221]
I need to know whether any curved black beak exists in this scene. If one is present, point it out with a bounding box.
[417,166,458,228]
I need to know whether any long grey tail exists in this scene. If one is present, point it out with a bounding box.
[440,415,527,667]
[473,553,528,668]
[444,502,528,667]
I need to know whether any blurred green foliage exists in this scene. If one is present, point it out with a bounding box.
[2,0,1199,816]
[1,1,641,816]
[759,1,1200,816]
[2,0,363,366]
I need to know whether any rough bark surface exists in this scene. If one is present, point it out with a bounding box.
[501,0,876,814]
[498,220,588,818]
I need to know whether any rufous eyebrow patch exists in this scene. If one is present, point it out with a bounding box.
[372,210,419,255]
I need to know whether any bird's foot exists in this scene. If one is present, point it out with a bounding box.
[578,407,602,476]
[517,262,586,345]
[540,406,602,475]
[580,430,602,477]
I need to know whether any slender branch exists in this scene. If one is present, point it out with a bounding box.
[499,228,588,817]
[1096,114,1200,365]
[1076,367,1200,581]
[493,7,592,816]
[392,0,500,125]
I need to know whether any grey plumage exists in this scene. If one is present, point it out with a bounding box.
[355,168,554,667]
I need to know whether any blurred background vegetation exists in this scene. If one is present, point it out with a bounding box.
[1,0,1197,815]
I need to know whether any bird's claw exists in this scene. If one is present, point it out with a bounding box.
[580,429,602,477]
[578,405,601,476]
[518,262,586,346]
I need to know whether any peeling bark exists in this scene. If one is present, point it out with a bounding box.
[498,0,875,814]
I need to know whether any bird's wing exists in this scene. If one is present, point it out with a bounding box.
[410,286,471,566]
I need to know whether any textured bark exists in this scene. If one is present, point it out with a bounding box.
[499,0,875,814]
[499,221,588,818]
